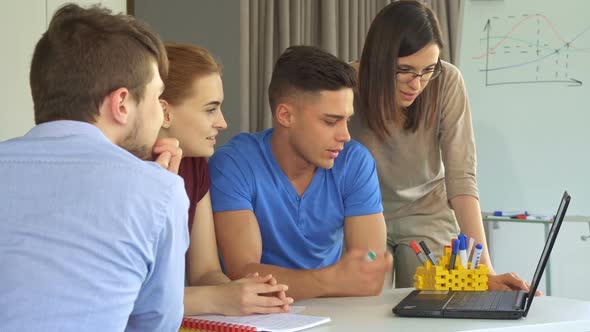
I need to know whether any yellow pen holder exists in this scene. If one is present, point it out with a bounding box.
[413,247,489,291]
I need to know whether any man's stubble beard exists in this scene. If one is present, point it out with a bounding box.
[119,115,153,161]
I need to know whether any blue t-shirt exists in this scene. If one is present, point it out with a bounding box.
[209,129,383,269]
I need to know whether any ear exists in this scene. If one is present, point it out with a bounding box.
[160,99,172,129]
[106,87,132,125]
[274,103,296,128]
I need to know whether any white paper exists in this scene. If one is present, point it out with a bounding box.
[184,306,330,332]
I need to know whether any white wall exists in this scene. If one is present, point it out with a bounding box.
[0,0,125,141]
[0,2,45,141]
[457,0,590,301]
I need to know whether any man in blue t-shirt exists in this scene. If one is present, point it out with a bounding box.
[209,46,393,301]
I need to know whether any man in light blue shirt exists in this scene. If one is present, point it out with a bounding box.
[0,4,188,332]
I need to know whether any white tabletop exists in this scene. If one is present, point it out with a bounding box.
[295,288,590,332]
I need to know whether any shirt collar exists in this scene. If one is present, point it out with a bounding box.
[25,120,111,143]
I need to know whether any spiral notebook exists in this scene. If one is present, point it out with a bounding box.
[179,306,330,332]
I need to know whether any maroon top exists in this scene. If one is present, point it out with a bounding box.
[178,157,211,236]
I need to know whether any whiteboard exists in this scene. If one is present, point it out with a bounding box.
[456,0,590,215]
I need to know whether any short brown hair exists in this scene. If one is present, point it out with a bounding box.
[268,45,357,113]
[30,4,168,125]
[160,43,222,106]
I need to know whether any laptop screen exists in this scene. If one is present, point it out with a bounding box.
[524,191,571,316]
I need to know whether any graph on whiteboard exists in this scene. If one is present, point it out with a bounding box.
[471,14,590,87]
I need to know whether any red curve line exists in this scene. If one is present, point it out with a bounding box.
[472,13,579,60]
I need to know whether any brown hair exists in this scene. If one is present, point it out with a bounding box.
[160,43,222,106]
[30,4,168,125]
[268,45,357,113]
[358,0,443,140]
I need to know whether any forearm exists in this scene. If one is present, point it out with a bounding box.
[232,262,337,301]
[189,270,230,286]
[450,195,496,274]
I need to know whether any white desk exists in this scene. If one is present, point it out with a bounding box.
[295,289,590,332]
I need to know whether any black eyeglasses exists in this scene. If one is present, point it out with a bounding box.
[395,59,443,83]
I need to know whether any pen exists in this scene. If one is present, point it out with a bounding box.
[458,234,468,268]
[526,215,551,220]
[419,240,437,266]
[366,250,377,262]
[449,239,459,270]
[470,244,483,269]
[409,241,427,266]
[467,237,475,261]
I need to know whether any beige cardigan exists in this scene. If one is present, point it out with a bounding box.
[349,60,479,223]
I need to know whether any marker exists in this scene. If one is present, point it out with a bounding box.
[458,234,468,268]
[467,237,475,261]
[493,210,528,217]
[470,244,483,269]
[409,241,427,266]
[449,239,460,270]
[366,250,377,262]
[419,240,437,266]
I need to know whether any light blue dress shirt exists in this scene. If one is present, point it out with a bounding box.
[0,121,189,332]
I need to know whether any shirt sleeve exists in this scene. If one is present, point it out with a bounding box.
[209,149,255,213]
[439,62,479,200]
[126,181,189,332]
[342,142,384,217]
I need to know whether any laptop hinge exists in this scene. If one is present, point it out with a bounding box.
[513,291,527,309]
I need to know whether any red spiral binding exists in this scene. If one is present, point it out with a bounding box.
[181,317,258,332]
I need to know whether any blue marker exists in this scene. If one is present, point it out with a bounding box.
[448,239,460,270]
[470,244,483,269]
[458,234,468,268]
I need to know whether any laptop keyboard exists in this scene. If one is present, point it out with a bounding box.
[445,291,514,311]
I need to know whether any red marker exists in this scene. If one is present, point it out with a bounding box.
[410,241,427,266]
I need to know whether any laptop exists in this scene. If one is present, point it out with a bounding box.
[392,191,571,319]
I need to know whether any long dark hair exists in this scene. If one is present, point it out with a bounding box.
[358,0,443,139]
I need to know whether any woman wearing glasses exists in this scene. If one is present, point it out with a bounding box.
[350,0,533,293]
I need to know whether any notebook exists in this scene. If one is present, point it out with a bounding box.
[392,190,571,319]
[179,306,331,332]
